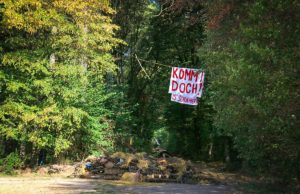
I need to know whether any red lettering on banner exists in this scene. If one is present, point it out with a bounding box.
[185,69,198,81]
[172,68,178,78]
[171,82,200,94]
[172,80,178,91]
[184,69,191,80]
[200,72,203,83]
[179,69,184,79]
[179,83,185,93]
[192,83,198,93]
[171,94,177,100]
[199,72,204,90]
[173,94,197,105]
[193,70,198,82]
[186,83,191,93]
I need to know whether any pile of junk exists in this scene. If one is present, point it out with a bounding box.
[74,150,195,183]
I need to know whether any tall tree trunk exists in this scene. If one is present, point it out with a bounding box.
[19,142,26,161]
[209,142,213,160]
[224,137,230,164]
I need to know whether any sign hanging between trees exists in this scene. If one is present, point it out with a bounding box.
[168,67,205,105]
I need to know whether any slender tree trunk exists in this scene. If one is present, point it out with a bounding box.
[209,142,213,160]
[0,137,4,156]
[19,142,26,161]
[30,146,39,167]
[224,137,230,164]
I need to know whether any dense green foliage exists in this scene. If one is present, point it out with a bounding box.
[0,0,121,164]
[201,0,299,178]
[0,152,22,174]
[0,0,298,182]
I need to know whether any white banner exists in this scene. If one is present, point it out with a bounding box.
[168,67,204,105]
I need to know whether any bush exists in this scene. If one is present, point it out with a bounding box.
[0,152,23,174]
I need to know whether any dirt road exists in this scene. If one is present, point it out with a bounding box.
[0,177,237,194]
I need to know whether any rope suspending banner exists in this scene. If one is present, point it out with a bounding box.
[134,54,204,73]
[135,54,151,79]
[137,57,173,68]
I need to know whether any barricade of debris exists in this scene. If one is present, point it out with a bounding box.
[73,152,194,183]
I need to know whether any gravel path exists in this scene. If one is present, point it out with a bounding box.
[112,182,236,194]
[0,177,237,194]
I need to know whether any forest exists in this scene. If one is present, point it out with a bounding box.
[0,0,299,184]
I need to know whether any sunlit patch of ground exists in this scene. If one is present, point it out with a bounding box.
[0,177,97,194]
[95,181,236,194]
[0,177,236,194]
